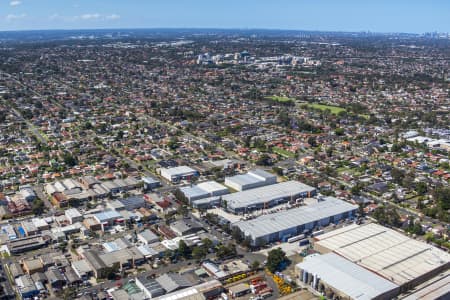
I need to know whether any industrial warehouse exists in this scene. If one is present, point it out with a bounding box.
[233,197,358,246]
[223,180,316,214]
[313,223,450,292]
[180,181,229,203]
[296,253,400,300]
[224,169,277,191]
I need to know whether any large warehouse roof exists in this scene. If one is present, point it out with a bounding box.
[223,180,315,209]
[234,197,357,239]
[297,253,399,300]
[196,181,228,193]
[314,223,450,286]
[161,166,197,176]
[225,169,275,187]
[180,181,228,200]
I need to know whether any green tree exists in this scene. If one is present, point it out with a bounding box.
[192,246,207,260]
[391,168,405,185]
[256,154,273,166]
[32,198,45,215]
[178,240,190,259]
[251,260,260,271]
[415,182,428,196]
[62,152,78,167]
[372,205,401,227]
[201,238,213,250]
[334,128,344,136]
[266,248,288,273]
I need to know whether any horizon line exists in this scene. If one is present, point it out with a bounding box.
[0,26,446,36]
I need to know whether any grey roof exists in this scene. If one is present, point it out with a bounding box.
[138,229,159,243]
[31,272,47,283]
[155,273,193,293]
[137,275,165,297]
[45,268,66,283]
[143,176,160,184]
[235,197,357,239]
[180,185,209,199]
[84,250,107,270]
[225,169,276,189]
[119,195,145,208]
[297,253,398,300]
[9,262,24,277]
[64,267,81,283]
[226,174,262,187]
[248,169,276,180]
[170,219,203,235]
[223,180,315,210]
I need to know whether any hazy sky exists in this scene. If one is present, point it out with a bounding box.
[0,0,449,33]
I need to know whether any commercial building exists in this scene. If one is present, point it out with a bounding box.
[192,196,222,210]
[401,270,450,300]
[180,180,229,203]
[118,195,146,211]
[155,273,193,293]
[202,260,250,281]
[65,208,83,224]
[153,279,223,300]
[93,210,123,231]
[135,275,166,299]
[223,180,316,214]
[233,197,357,246]
[313,223,450,292]
[142,176,161,191]
[15,274,39,300]
[83,250,109,279]
[160,166,199,183]
[71,259,93,280]
[170,218,204,236]
[20,220,38,236]
[296,253,399,300]
[23,258,44,275]
[228,283,251,298]
[137,229,160,245]
[7,235,47,254]
[224,169,276,191]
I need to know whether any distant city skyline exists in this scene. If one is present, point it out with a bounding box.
[0,0,449,33]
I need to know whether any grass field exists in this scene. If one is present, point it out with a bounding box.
[306,103,346,114]
[305,103,369,119]
[266,96,295,103]
[273,146,296,158]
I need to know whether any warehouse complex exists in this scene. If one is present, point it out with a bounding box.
[160,166,199,183]
[313,223,450,292]
[233,197,357,246]
[180,181,229,203]
[224,169,277,191]
[296,253,399,300]
[223,180,316,214]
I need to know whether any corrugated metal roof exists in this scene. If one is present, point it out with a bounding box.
[235,197,357,239]
[224,180,315,211]
[297,253,398,300]
[315,223,450,286]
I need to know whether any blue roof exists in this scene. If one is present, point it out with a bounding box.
[18,227,26,237]
[94,210,122,222]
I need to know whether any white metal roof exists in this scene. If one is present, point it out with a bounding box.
[196,181,228,193]
[235,197,357,239]
[297,253,399,300]
[224,180,315,210]
[161,166,196,177]
[315,223,450,286]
